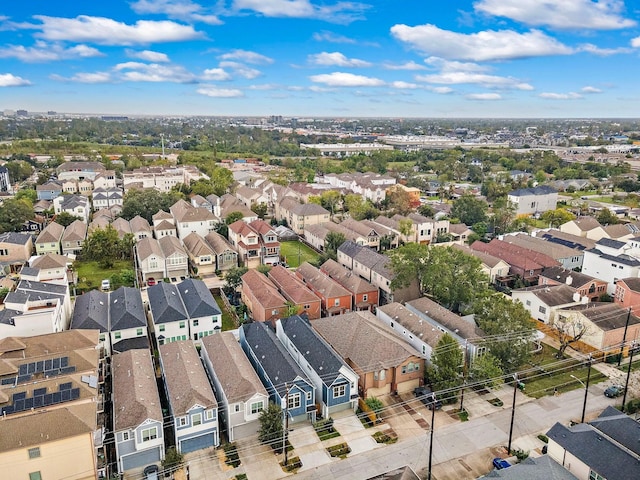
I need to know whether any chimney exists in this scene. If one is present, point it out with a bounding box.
[566,275,573,286]
[573,292,580,302]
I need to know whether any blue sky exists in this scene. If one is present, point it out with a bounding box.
[1,1,639,117]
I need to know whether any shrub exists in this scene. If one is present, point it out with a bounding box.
[537,434,549,443]
[313,418,340,441]
[326,442,351,458]
[280,456,302,472]
[223,443,241,468]
[626,398,640,414]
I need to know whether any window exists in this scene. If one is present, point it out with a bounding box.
[0,249,7,256]
[272,309,279,315]
[287,393,301,410]
[136,328,143,336]
[193,319,199,327]
[179,321,186,329]
[29,473,42,480]
[191,413,202,427]
[159,325,165,332]
[114,332,121,340]
[142,427,157,442]
[362,294,368,302]
[402,362,420,374]
[334,299,340,306]
[28,447,41,459]
[589,471,605,480]
[178,416,187,427]
[306,391,312,401]
[333,385,346,398]
[234,404,241,413]
[250,402,263,415]
[205,409,215,421]
[538,306,547,314]
[99,334,105,341]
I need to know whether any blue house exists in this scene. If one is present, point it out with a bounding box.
[276,316,359,419]
[158,340,219,453]
[240,322,316,423]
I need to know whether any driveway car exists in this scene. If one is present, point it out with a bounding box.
[147,278,157,286]
[414,386,442,410]
[604,384,624,398]
[143,465,159,480]
[101,279,110,291]
[493,458,511,470]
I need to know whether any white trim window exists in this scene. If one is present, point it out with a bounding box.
[333,384,346,398]
[250,401,264,415]
[192,413,202,426]
[141,427,157,442]
[177,416,188,427]
[287,393,301,410]
[205,409,215,421]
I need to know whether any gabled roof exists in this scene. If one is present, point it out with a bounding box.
[137,237,164,260]
[159,235,187,257]
[241,321,310,397]
[176,278,221,318]
[110,287,146,331]
[152,210,173,222]
[241,269,287,308]
[406,297,485,340]
[565,216,602,232]
[617,277,640,293]
[129,215,151,233]
[279,196,329,216]
[205,231,236,254]
[295,262,351,300]
[154,220,176,232]
[337,240,362,259]
[268,265,320,304]
[183,232,215,258]
[159,340,217,416]
[36,221,64,243]
[0,232,32,245]
[377,302,443,348]
[560,303,640,331]
[280,315,351,387]
[147,282,188,324]
[71,290,109,332]
[312,311,419,372]
[61,220,87,243]
[112,349,162,430]
[320,259,377,295]
[513,284,579,307]
[30,253,68,269]
[540,266,601,288]
[451,244,506,269]
[201,332,268,403]
[111,217,132,236]
[508,185,557,196]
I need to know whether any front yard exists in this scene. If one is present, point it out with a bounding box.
[279,241,320,268]
[73,260,135,293]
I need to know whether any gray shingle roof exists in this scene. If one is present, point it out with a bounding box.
[406,297,485,340]
[109,287,146,331]
[0,232,32,245]
[148,282,188,324]
[176,278,221,318]
[71,290,109,332]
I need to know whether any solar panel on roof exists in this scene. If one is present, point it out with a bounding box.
[24,398,33,409]
[71,388,80,400]
[43,393,53,406]
[3,406,13,415]
[14,399,25,412]
[35,361,44,373]
[27,363,36,374]
[52,392,61,404]
[17,375,31,383]
[18,364,28,375]
[1,378,15,385]
[44,359,52,370]
[34,387,47,396]
[59,382,72,391]
[60,357,69,368]
[52,358,60,369]
[33,396,43,407]
[12,392,26,402]
[60,366,76,374]
[61,390,71,401]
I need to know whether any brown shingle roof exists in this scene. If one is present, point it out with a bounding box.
[242,269,287,308]
[377,302,443,348]
[36,221,64,243]
[61,220,87,242]
[561,303,640,331]
[137,237,164,260]
[406,297,485,340]
[183,232,214,257]
[320,259,377,295]
[205,231,236,254]
[296,262,352,299]
[617,277,640,293]
[268,265,320,304]
[31,253,68,269]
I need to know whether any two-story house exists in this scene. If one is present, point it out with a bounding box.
[61,220,87,255]
[582,238,640,294]
[130,216,153,241]
[159,341,219,453]
[170,199,217,240]
[267,265,322,320]
[228,220,261,268]
[136,238,165,283]
[507,185,557,216]
[540,266,607,302]
[152,210,177,239]
[204,231,238,272]
[159,235,189,281]
[201,332,269,442]
[241,269,288,324]
[276,197,330,235]
[53,195,90,223]
[295,262,352,316]
[614,277,640,315]
[0,232,34,272]
[249,219,280,265]
[35,221,64,255]
[182,232,216,275]
[320,259,379,311]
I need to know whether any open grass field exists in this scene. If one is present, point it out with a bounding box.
[73,260,134,292]
[280,241,320,268]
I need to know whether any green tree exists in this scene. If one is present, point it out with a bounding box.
[162,446,184,470]
[82,225,121,268]
[15,188,37,204]
[398,219,414,238]
[190,179,215,197]
[223,266,248,294]
[55,211,81,228]
[474,295,535,373]
[211,167,234,196]
[6,160,33,183]
[418,204,436,218]
[0,198,34,232]
[252,202,268,219]
[540,208,576,228]
[120,189,182,223]
[256,264,272,275]
[258,402,284,448]
[596,208,619,225]
[387,188,412,216]
[490,197,517,235]
[225,211,245,225]
[429,333,463,400]
[344,194,378,220]
[451,195,488,226]
[468,352,504,389]
[325,232,346,259]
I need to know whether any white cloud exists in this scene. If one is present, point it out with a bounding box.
[416,71,533,90]
[32,15,203,46]
[424,57,489,73]
[309,85,334,92]
[51,72,112,83]
[390,24,573,61]
[248,83,280,90]
[382,61,426,71]
[197,85,244,97]
[308,51,371,67]
[313,31,356,44]
[0,42,102,62]
[218,49,273,65]
[126,49,170,62]
[202,68,231,81]
[539,92,583,99]
[391,81,419,89]
[427,86,453,94]
[115,62,196,83]
[232,0,369,23]
[578,43,632,56]
[474,0,636,30]
[466,93,502,100]
[309,72,385,87]
[0,73,31,86]
[218,61,261,79]
[632,37,640,48]
[130,0,222,25]
[581,86,602,93]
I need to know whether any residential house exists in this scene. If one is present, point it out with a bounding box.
[36,180,63,200]
[267,265,322,320]
[29,253,69,282]
[449,223,473,244]
[93,170,117,189]
[53,195,90,223]
[602,223,640,242]
[502,232,584,270]
[228,220,261,268]
[320,259,378,311]
[360,219,400,250]
[276,315,359,418]
[158,341,219,453]
[295,262,352,316]
[112,217,132,238]
[371,216,411,244]
[313,311,424,397]
[386,183,421,208]
[240,322,317,423]
[33,200,52,215]
[512,284,586,324]
[61,220,87,255]
[201,332,269,442]
[451,244,509,284]
[92,187,123,211]
[556,303,640,355]
[21,216,46,236]
[136,238,165,283]
[547,407,640,480]
[183,232,216,275]
[159,235,189,281]
[582,238,640,294]
[204,231,238,272]
[190,194,211,211]
[235,185,268,209]
[538,229,597,252]
[152,210,177,239]
[240,269,287,324]
[0,232,33,273]
[35,221,64,255]
[249,219,280,265]
[147,279,221,345]
[539,266,607,302]
[0,330,103,480]
[376,302,444,360]
[507,185,558,215]
[130,215,153,240]
[108,287,149,354]
[170,200,217,240]
[276,197,330,234]
[405,297,487,359]
[112,349,164,474]
[560,217,607,241]
[340,218,381,251]
[217,194,258,223]
[56,161,105,181]
[614,277,640,315]
[406,213,450,244]
[304,223,357,252]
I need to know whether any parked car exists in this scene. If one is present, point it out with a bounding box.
[493,458,511,470]
[101,279,110,291]
[147,278,157,287]
[414,386,442,410]
[143,464,159,480]
[604,384,625,398]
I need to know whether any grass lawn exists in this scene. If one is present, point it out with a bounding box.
[214,294,237,331]
[280,241,320,268]
[521,344,607,399]
[73,260,134,292]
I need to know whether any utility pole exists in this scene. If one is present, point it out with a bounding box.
[459,341,468,413]
[622,342,636,412]
[580,355,593,424]
[427,393,437,480]
[283,384,290,466]
[507,374,518,454]
[617,308,632,367]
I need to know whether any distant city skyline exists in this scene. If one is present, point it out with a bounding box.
[1,1,640,118]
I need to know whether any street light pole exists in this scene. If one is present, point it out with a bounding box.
[580,356,592,423]
[507,374,518,454]
[617,308,632,367]
[427,393,436,480]
[622,341,636,413]
[283,384,290,466]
